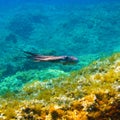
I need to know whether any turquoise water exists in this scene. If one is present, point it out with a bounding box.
[0,0,120,94]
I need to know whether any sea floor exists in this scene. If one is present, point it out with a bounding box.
[0,52,120,119]
[0,2,120,78]
[0,1,120,119]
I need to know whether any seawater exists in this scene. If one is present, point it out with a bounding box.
[0,0,120,93]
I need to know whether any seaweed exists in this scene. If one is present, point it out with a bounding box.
[0,53,120,119]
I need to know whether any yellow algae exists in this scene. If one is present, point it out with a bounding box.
[22,80,42,95]
[94,73,102,80]
[66,110,88,120]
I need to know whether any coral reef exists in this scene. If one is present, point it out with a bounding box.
[0,53,119,119]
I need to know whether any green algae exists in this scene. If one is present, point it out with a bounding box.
[0,69,68,95]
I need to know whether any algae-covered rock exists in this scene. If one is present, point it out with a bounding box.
[0,53,119,120]
[0,69,68,94]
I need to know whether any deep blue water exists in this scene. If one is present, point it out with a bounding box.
[0,0,119,9]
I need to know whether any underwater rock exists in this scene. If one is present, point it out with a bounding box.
[0,53,119,119]
[0,69,68,94]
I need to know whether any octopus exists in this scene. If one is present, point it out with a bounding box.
[24,51,79,65]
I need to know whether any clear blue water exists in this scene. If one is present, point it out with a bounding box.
[0,0,120,93]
